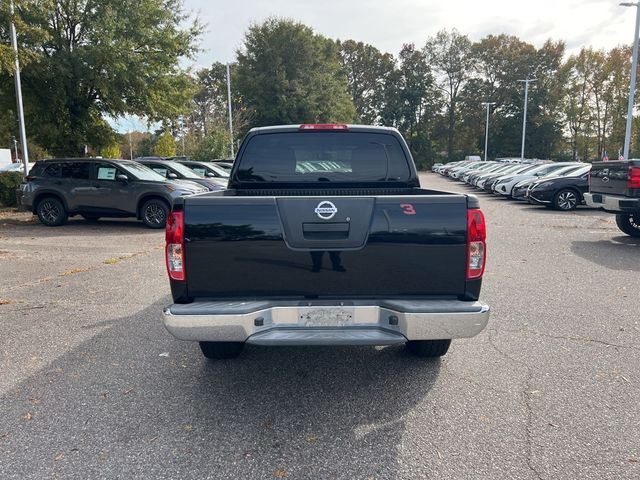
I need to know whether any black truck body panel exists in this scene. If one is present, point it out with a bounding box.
[180,192,471,300]
[170,125,483,304]
[589,160,640,198]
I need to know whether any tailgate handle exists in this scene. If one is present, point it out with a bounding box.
[302,222,349,239]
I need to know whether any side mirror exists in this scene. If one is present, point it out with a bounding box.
[167,172,178,179]
[116,174,129,182]
[205,172,216,178]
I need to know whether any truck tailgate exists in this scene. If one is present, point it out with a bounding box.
[183,194,469,299]
[590,161,631,195]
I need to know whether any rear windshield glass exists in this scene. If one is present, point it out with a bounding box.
[236,132,411,183]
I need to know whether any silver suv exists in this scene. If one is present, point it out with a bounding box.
[21,158,206,228]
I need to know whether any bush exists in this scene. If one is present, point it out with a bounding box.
[0,171,23,207]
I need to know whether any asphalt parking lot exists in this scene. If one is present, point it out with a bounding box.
[1,172,639,480]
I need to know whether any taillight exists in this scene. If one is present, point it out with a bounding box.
[299,124,348,130]
[629,166,640,189]
[165,210,185,281]
[467,209,486,280]
[25,175,35,182]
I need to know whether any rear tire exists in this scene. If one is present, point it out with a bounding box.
[615,213,640,237]
[199,341,244,359]
[36,197,68,226]
[141,199,169,229]
[406,339,451,358]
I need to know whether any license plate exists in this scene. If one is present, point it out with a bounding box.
[299,308,353,327]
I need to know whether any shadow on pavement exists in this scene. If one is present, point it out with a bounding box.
[0,300,441,479]
[0,218,159,239]
[571,236,640,271]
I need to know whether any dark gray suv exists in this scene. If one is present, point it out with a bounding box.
[21,158,206,228]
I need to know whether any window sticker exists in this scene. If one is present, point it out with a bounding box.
[97,167,117,180]
[152,167,168,177]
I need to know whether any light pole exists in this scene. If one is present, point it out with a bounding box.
[9,0,29,176]
[180,116,186,156]
[226,63,234,158]
[621,2,640,161]
[128,130,133,160]
[481,102,496,162]
[518,78,536,161]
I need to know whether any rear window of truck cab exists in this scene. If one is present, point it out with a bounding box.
[236,132,411,183]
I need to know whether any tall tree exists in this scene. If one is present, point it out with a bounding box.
[425,29,474,160]
[562,49,595,161]
[0,0,201,156]
[189,62,251,153]
[236,18,356,127]
[337,40,395,124]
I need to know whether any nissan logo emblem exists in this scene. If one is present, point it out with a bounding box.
[315,201,338,220]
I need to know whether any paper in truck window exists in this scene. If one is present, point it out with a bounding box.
[97,166,117,180]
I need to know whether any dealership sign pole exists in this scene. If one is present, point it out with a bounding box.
[9,0,29,176]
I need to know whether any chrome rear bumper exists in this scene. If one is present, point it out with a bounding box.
[585,192,640,213]
[163,300,490,346]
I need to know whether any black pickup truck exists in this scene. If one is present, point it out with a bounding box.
[162,124,490,359]
[585,160,640,237]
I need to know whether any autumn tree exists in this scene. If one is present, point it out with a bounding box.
[338,40,395,124]
[425,29,474,160]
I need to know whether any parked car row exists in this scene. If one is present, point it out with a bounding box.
[19,157,231,228]
[434,160,591,211]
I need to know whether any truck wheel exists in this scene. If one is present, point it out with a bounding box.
[199,341,244,359]
[406,339,451,358]
[553,189,579,211]
[141,199,169,229]
[615,213,640,237]
[36,196,68,226]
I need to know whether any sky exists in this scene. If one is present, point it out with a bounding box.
[116,0,639,132]
[188,0,637,67]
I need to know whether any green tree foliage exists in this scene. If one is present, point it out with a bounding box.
[101,143,121,159]
[456,35,566,160]
[153,130,177,157]
[190,129,230,161]
[236,18,356,127]
[337,40,395,124]
[425,29,474,161]
[379,44,440,167]
[0,171,23,207]
[0,0,201,157]
[189,62,251,151]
